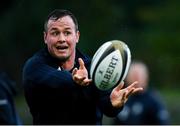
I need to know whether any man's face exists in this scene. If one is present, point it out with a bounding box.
[126,64,148,89]
[44,16,80,61]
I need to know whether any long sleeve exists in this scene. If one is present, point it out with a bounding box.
[97,90,123,117]
[22,48,123,124]
[0,73,21,125]
[23,57,75,90]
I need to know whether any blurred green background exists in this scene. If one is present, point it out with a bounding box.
[0,0,180,124]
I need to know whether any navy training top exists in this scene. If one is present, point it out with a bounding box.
[23,47,122,125]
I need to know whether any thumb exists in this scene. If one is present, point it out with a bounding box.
[72,68,78,76]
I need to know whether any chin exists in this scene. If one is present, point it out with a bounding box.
[56,55,70,62]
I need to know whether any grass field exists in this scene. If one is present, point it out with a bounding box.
[160,88,180,125]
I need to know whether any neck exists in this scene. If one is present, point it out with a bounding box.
[60,60,75,71]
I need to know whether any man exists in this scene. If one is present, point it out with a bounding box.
[114,61,170,125]
[0,72,21,124]
[22,9,143,125]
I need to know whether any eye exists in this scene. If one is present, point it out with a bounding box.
[50,31,59,36]
[64,31,71,36]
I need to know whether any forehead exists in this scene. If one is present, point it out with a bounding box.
[129,64,146,75]
[47,16,75,30]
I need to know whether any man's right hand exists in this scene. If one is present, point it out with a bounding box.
[72,58,92,86]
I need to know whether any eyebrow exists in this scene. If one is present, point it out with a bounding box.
[64,27,72,31]
[50,28,58,31]
[50,27,72,31]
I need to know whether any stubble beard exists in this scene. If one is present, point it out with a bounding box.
[56,55,71,62]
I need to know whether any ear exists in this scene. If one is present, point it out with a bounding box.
[76,31,80,44]
[44,31,47,44]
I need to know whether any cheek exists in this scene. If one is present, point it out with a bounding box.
[46,37,57,45]
[69,41,77,49]
[66,37,76,45]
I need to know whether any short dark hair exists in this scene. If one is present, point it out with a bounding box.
[44,9,79,32]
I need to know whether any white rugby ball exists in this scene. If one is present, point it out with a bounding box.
[90,40,131,91]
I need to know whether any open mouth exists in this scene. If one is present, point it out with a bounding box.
[56,45,68,50]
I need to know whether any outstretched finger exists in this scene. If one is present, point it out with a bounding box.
[74,75,86,82]
[126,87,143,98]
[114,81,124,91]
[132,87,143,94]
[122,89,128,102]
[126,88,135,98]
[78,58,85,69]
[81,79,92,86]
[126,81,138,91]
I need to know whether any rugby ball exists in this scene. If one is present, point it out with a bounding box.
[90,40,131,91]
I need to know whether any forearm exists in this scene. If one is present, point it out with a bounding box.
[98,90,123,117]
[23,61,76,89]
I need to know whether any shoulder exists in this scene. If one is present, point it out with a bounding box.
[22,48,48,78]
[23,48,48,69]
[146,88,166,106]
[76,48,91,65]
[0,72,17,96]
[26,48,46,62]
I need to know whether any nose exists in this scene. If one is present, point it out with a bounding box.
[58,33,65,43]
